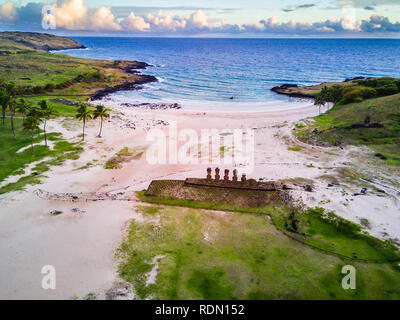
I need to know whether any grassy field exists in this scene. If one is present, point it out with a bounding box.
[0,117,82,194]
[117,202,400,300]
[295,93,400,166]
[0,32,150,116]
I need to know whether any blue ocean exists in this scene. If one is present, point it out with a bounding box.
[58,37,400,110]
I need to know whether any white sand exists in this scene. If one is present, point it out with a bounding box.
[0,100,399,299]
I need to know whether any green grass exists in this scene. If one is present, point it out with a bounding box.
[0,117,82,194]
[288,146,302,151]
[138,191,399,262]
[272,207,400,262]
[299,94,400,166]
[118,204,400,299]
[137,191,281,215]
[104,147,144,169]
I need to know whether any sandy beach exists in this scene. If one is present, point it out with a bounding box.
[1,99,399,299]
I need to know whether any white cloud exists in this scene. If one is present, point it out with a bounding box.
[121,12,150,31]
[188,10,209,28]
[0,1,17,22]
[1,0,400,35]
[55,0,120,31]
[146,10,187,31]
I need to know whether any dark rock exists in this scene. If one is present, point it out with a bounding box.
[271,84,315,99]
[344,76,366,82]
[304,185,314,192]
[327,183,339,187]
[353,188,367,196]
[120,102,181,110]
[90,73,158,101]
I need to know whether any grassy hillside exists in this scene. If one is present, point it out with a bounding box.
[0,32,85,52]
[295,93,400,166]
[0,32,153,115]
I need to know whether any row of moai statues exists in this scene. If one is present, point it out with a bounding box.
[206,168,246,182]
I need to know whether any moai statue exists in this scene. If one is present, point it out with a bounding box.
[215,168,220,181]
[232,169,238,182]
[224,169,229,182]
[207,168,212,181]
[241,173,247,183]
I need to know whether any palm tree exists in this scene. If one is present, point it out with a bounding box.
[76,103,93,141]
[39,100,57,147]
[0,87,10,127]
[6,82,16,95]
[17,98,31,123]
[314,94,325,115]
[93,105,110,138]
[27,105,43,137]
[23,116,40,154]
[8,96,17,139]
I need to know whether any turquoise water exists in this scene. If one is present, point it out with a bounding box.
[59,37,400,110]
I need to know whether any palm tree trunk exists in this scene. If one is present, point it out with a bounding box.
[98,116,103,137]
[30,130,34,154]
[44,120,47,147]
[1,108,5,127]
[82,118,85,141]
[10,111,15,139]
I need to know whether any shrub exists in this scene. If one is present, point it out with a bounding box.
[361,87,377,99]
[327,85,344,103]
[32,85,44,94]
[45,83,55,92]
[376,84,399,96]
[395,80,400,91]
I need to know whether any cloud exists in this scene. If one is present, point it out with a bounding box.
[1,0,400,35]
[0,1,17,22]
[282,3,316,12]
[188,10,209,28]
[121,12,150,31]
[146,10,187,31]
[55,0,120,31]
[360,14,400,32]
[335,0,400,8]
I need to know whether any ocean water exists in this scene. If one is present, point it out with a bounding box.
[58,37,400,111]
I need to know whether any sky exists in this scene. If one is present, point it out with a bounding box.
[0,0,400,37]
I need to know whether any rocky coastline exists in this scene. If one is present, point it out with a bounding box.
[270,84,315,99]
[120,102,181,110]
[90,62,158,101]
